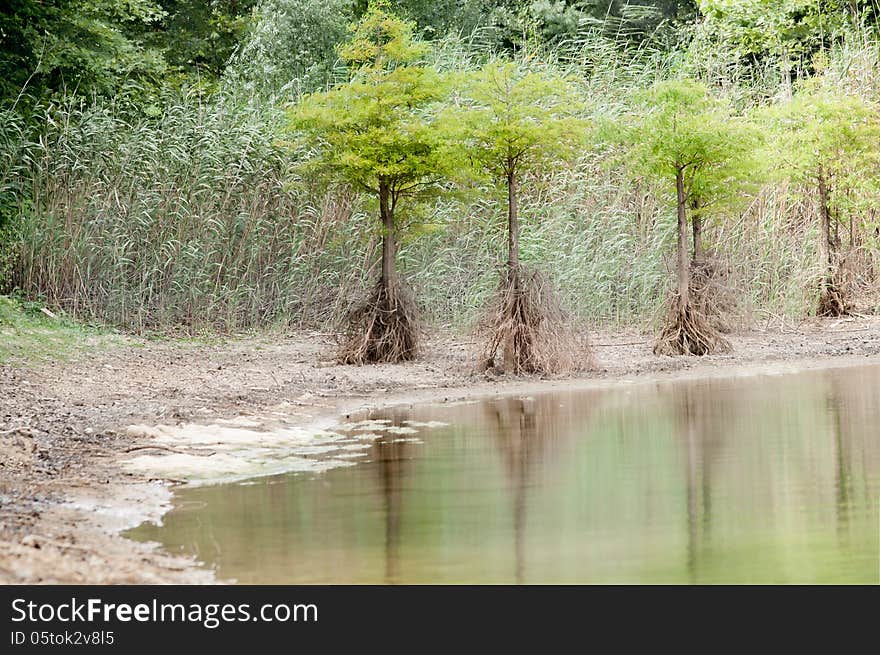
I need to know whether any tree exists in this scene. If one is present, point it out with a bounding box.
[0,0,168,104]
[697,0,870,67]
[486,1,698,47]
[288,2,461,363]
[764,81,880,316]
[621,79,758,355]
[353,0,488,37]
[149,1,258,79]
[226,0,351,96]
[460,60,588,373]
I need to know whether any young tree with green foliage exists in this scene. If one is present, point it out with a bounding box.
[461,60,587,373]
[288,2,461,364]
[765,81,880,316]
[621,79,758,355]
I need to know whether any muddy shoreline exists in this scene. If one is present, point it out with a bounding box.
[2,317,879,584]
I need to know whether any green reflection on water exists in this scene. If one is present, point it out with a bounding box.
[129,365,880,584]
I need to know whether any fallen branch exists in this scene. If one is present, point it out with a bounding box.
[123,445,189,455]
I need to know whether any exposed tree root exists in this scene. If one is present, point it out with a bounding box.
[654,295,731,356]
[817,283,848,317]
[337,278,419,365]
[690,257,738,334]
[479,267,591,375]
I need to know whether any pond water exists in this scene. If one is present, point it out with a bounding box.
[129,364,880,584]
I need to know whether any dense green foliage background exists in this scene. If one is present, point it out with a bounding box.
[3,0,880,332]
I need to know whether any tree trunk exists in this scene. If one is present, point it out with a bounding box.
[507,168,519,283]
[676,169,689,311]
[692,212,703,264]
[817,168,834,285]
[379,180,396,288]
[502,168,521,372]
[833,209,839,250]
[816,167,847,316]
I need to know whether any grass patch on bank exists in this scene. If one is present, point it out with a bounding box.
[0,295,119,365]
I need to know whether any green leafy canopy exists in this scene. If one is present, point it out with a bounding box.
[456,60,589,181]
[286,3,465,203]
[618,79,762,216]
[759,78,880,238]
[763,80,880,190]
[698,0,857,61]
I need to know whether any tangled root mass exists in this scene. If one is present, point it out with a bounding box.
[337,278,419,365]
[690,257,738,334]
[654,293,731,356]
[817,279,849,317]
[480,266,591,375]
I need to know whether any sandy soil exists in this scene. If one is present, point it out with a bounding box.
[1,317,879,584]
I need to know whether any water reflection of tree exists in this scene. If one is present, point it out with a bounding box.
[370,396,587,584]
[483,395,587,583]
[669,382,734,583]
[371,413,411,584]
[489,398,540,583]
[825,367,880,548]
[827,367,880,572]
[826,388,852,546]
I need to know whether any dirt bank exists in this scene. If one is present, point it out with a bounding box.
[2,317,879,583]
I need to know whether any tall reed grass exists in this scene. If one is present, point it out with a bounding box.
[3,31,879,335]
